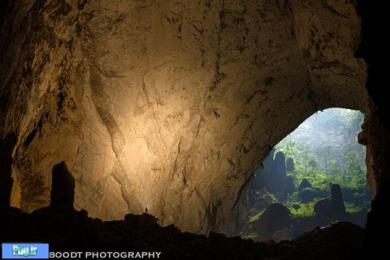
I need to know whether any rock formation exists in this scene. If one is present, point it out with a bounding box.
[282,176,295,195]
[0,132,17,208]
[0,201,364,260]
[355,1,390,256]
[271,221,364,259]
[286,158,295,172]
[0,0,370,234]
[298,179,312,192]
[50,162,75,209]
[250,150,295,200]
[0,164,364,259]
[314,184,345,222]
[252,203,293,240]
[267,151,287,193]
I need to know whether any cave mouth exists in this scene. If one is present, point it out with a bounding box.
[241,108,370,242]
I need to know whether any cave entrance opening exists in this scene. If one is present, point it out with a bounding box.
[241,108,371,242]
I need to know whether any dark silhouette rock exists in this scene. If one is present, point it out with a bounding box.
[330,183,343,202]
[355,0,389,257]
[286,157,295,172]
[254,203,293,239]
[251,149,276,191]
[298,188,327,203]
[282,175,295,195]
[272,227,294,242]
[0,163,364,259]
[50,162,75,210]
[0,132,17,208]
[331,184,346,217]
[247,188,277,216]
[273,151,286,176]
[314,184,345,222]
[314,198,334,221]
[364,183,390,256]
[268,222,364,260]
[298,179,312,191]
[267,151,287,194]
[251,151,295,204]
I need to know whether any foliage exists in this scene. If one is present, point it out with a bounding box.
[286,199,318,217]
[248,108,370,224]
[345,202,365,214]
[248,211,264,223]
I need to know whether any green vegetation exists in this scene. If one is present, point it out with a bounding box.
[248,109,370,224]
[285,195,321,217]
[273,109,369,216]
[277,141,367,191]
[248,211,264,223]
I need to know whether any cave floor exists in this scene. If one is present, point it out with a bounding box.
[0,206,364,260]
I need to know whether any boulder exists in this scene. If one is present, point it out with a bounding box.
[272,227,294,242]
[314,184,345,222]
[248,188,277,214]
[286,158,295,172]
[331,183,344,202]
[298,188,327,203]
[298,179,312,191]
[283,175,296,195]
[253,203,293,238]
[267,151,287,193]
[273,151,287,177]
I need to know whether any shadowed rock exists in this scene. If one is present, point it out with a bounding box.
[298,187,327,203]
[286,157,295,172]
[253,203,293,240]
[0,132,17,208]
[331,183,343,202]
[283,175,295,194]
[0,163,364,259]
[298,179,312,191]
[314,184,345,222]
[267,151,287,194]
[273,151,286,176]
[50,162,75,210]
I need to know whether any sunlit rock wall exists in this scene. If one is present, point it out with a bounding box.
[0,0,368,233]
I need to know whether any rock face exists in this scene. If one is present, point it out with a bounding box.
[251,150,295,198]
[286,158,294,172]
[0,204,365,260]
[270,221,364,259]
[355,2,390,254]
[314,184,345,222]
[50,162,75,209]
[0,0,368,233]
[298,179,312,191]
[0,132,17,208]
[298,188,327,203]
[253,203,293,240]
[0,164,364,259]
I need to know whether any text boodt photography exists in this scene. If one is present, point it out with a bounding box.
[1,243,162,259]
[50,251,162,259]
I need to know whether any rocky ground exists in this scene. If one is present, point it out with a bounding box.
[0,206,364,260]
[0,152,366,259]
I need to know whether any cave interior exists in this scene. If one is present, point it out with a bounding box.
[0,0,389,259]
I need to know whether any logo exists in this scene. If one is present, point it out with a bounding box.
[2,243,49,259]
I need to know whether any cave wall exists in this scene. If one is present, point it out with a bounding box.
[0,0,369,233]
[355,0,389,254]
